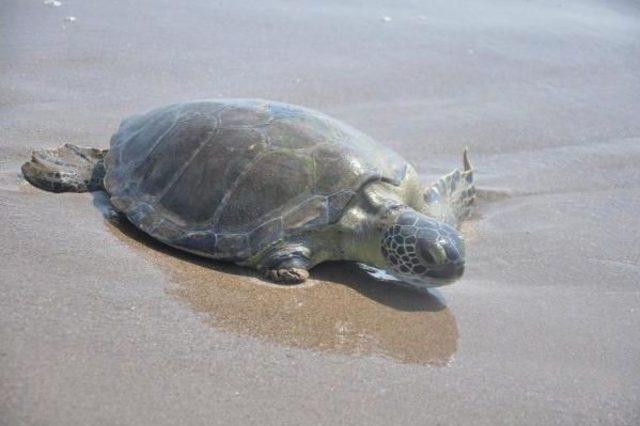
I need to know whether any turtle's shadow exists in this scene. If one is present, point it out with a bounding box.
[93,192,446,313]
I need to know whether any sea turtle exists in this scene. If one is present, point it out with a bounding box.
[22,99,475,289]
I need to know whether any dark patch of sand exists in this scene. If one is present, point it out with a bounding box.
[104,217,457,365]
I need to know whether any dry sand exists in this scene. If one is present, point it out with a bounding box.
[1,0,640,424]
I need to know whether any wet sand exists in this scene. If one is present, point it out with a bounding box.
[105,216,458,366]
[1,0,640,424]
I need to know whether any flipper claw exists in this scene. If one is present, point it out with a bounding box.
[423,148,476,226]
[463,147,472,172]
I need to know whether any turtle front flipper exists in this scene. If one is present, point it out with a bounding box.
[263,266,310,284]
[258,244,312,284]
[423,148,475,226]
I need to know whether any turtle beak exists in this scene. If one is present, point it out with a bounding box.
[424,263,465,280]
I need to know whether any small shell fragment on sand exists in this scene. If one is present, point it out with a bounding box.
[64,16,76,22]
[44,0,62,6]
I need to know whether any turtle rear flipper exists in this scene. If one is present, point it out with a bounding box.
[424,148,475,226]
[22,143,107,193]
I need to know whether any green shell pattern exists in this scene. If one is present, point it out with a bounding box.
[104,99,408,260]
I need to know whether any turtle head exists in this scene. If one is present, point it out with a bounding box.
[379,209,465,288]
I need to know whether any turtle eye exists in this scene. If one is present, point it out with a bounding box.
[416,237,445,266]
[441,238,461,262]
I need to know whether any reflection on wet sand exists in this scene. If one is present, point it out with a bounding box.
[106,219,458,365]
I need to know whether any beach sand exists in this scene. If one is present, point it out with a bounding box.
[1,0,639,424]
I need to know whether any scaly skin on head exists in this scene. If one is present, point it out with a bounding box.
[379,208,465,286]
[338,177,466,288]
